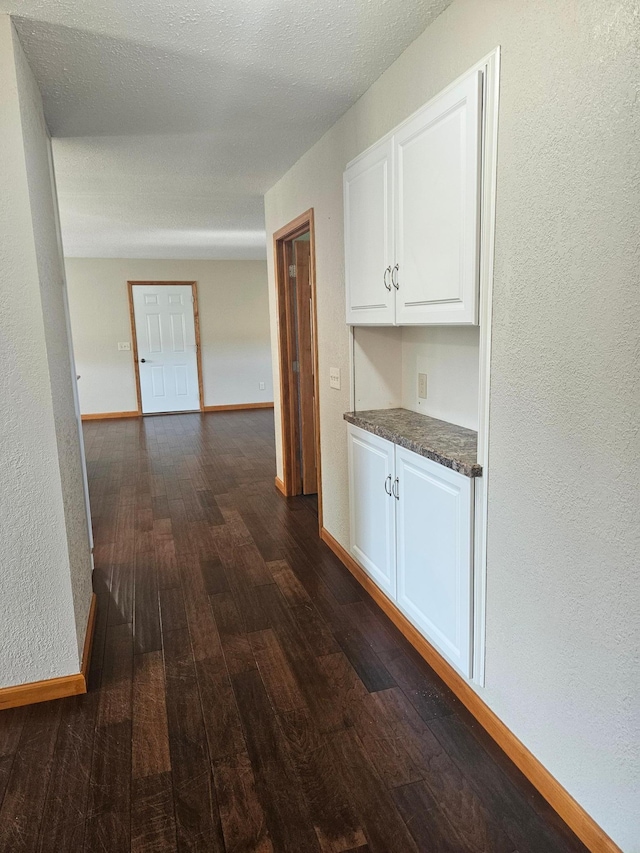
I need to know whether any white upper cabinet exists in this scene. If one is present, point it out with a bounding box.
[347,424,397,598]
[395,72,482,324]
[344,69,483,326]
[395,447,473,677]
[344,139,395,325]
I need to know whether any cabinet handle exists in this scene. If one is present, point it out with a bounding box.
[392,477,400,500]
[383,266,392,291]
[384,475,392,496]
[391,264,399,290]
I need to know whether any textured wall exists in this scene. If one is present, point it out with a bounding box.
[65,258,274,413]
[0,17,91,685]
[264,1,640,848]
[13,23,94,658]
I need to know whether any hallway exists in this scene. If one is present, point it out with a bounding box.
[0,410,587,852]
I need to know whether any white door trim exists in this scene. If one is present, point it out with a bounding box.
[472,46,501,687]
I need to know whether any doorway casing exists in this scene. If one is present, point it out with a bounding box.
[273,209,323,531]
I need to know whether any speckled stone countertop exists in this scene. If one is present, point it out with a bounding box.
[344,408,482,478]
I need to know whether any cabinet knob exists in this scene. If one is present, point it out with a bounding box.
[384,475,392,495]
[383,266,392,291]
[391,264,399,290]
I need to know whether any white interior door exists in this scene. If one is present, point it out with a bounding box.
[394,70,482,325]
[347,424,397,599]
[344,139,395,325]
[132,284,201,414]
[395,446,473,677]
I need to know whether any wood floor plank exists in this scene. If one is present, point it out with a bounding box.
[0,756,13,816]
[349,692,424,790]
[83,720,132,853]
[97,622,134,727]
[249,628,307,714]
[277,707,367,852]
[132,651,171,780]
[267,559,312,606]
[195,657,246,761]
[327,727,420,853]
[131,772,178,853]
[333,628,396,694]
[378,646,460,723]
[163,627,225,852]
[392,779,484,853]
[209,591,258,676]
[0,707,25,759]
[0,703,62,853]
[213,751,273,853]
[37,693,98,853]
[200,554,230,596]
[231,669,321,852]
[159,586,188,635]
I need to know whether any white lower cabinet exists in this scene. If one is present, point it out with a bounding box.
[395,446,473,677]
[348,425,397,599]
[347,424,474,678]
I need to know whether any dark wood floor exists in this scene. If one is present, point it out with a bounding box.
[0,410,587,852]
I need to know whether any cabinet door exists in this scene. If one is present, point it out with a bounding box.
[347,424,396,598]
[394,71,482,325]
[395,447,473,676]
[344,139,395,325]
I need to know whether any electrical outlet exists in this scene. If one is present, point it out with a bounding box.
[418,373,428,399]
[259,381,265,390]
[118,342,131,351]
[329,367,341,390]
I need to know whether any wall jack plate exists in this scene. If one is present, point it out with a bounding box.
[418,373,428,399]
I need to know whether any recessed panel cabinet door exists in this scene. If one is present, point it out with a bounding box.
[394,71,482,325]
[347,425,397,598]
[344,139,395,325]
[395,447,473,676]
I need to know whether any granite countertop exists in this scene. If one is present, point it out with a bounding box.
[344,408,482,478]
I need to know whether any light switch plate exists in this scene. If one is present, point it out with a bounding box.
[418,373,428,399]
[329,367,341,390]
[118,342,131,351]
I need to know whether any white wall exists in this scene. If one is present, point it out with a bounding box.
[0,16,93,686]
[400,327,479,430]
[64,258,274,414]
[264,1,640,849]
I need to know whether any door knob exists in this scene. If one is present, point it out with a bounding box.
[140,358,146,363]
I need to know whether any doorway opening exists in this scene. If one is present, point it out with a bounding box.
[274,210,322,528]
[128,281,204,415]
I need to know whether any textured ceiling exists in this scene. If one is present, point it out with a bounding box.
[3,0,452,258]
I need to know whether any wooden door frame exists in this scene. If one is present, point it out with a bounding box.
[273,209,323,530]
[127,281,205,415]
